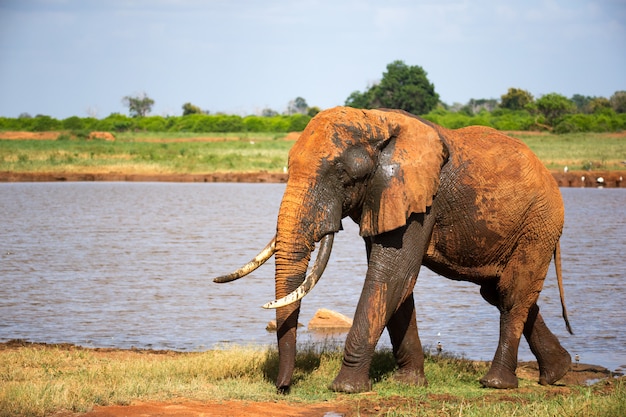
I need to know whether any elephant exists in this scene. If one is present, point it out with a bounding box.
[213,106,573,393]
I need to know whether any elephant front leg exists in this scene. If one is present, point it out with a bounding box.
[330,216,433,393]
[524,304,571,385]
[330,279,388,393]
[387,293,428,386]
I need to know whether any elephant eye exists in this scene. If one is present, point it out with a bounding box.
[342,147,374,181]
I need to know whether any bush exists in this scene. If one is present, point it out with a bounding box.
[136,116,171,132]
[422,111,474,129]
[243,115,301,132]
[62,116,85,130]
[491,110,535,131]
[171,114,203,132]
[267,116,292,132]
[191,115,245,132]
[30,115,61,131]
[0,117,25,130]
[288,114,311,131]
[554,110,626,133]
[96,114,135,132]
[243,116,270,132]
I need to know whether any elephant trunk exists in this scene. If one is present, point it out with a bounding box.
[272,181,341,392]
[273,188,315,392]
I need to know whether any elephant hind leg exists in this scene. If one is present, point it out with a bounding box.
[478,270,543,389]
[524,304,571,385]
[387,293,428,387]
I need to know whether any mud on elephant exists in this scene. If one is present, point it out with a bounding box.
[214,106,573,393]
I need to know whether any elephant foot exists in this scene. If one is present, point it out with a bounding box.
[330,372,372,393]
[479,367,518,389]
[276,384,291,395]
[393,368,428,387]
[538,350,571,385]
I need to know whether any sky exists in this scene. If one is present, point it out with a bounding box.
[0,0,624,119]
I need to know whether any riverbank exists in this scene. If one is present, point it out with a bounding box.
[1,341,623,417]
[1,169,625,187]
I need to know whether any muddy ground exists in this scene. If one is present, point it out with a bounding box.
[1,170,625,188]
[74,361,620,417]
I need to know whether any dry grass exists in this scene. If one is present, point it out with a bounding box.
[1,342,624,417]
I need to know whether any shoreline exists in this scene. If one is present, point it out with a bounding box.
[1,339,621,383]
[1,170,625,187]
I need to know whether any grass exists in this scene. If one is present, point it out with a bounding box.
[0,131,624,175]
[0,133,293,175]
[512,131,626,171]
[0,342,623,416]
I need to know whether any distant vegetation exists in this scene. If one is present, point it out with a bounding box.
[3,60,625,135]
[0,113,313,134]
[345,61,626,134]
[3,104,624,136]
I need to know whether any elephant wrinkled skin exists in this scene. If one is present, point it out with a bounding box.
[213,106,572,393]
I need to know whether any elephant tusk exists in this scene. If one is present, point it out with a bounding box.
[262,233,335,309]
[213,237,276,283]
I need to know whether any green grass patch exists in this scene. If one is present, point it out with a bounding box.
[512,131,626,171]
[0,133,293,174]
[0,131,624,175]
[1,342,623,416]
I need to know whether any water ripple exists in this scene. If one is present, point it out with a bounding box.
[0,183,624,371]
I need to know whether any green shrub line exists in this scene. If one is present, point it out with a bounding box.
[0,113,313,134]
[2,107,626,134]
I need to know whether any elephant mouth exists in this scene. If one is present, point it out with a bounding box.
[263,233,334,309]
[212,233,335,308]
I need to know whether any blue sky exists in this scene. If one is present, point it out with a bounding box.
[0,0,624,119]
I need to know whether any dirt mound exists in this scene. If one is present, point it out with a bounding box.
[284,131,301,141]
[0,131,60,140]
[88,131,115,141]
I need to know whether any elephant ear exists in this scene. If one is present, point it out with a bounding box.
[360,118,446,237]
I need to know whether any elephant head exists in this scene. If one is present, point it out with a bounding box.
[215,106,448,391]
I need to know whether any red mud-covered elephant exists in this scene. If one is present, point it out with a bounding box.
[214,106,573,393]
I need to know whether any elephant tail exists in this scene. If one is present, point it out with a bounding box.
[554,241,574,335]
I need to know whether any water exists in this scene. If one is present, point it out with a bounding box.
[1,183,624,373]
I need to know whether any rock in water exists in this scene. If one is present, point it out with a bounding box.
[308,308,353,331]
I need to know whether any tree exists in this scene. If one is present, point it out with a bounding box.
[261,107,279,117]
[307,106,321,117]
[587,97,611,114]
[345,89,374,109]
[571,94,594,113]
[610,91,626,113]
[535,93,576,126]
[122,92,154,117]
[182,102,203,116]
[462,98,498,115]
[500,88,534,111]
[287,97,309,115]
[345,60,439,115]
